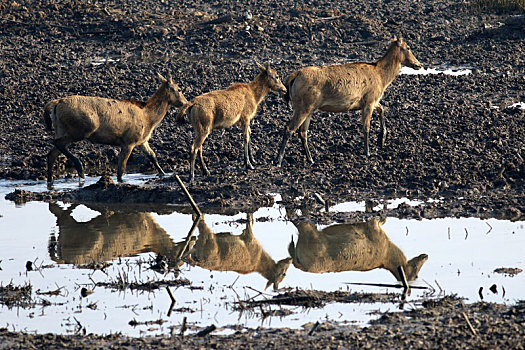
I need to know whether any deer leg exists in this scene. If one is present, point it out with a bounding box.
[276,108,313,167]
[244,123,255,170]
[138,142,165,177]
[117,145,134,182]
[189,131,208,183]
[52,138,84,180]
[298,116,314,164]
[361,105,374,157]
[275,127,292,167]
[248,142,256,165]
[189,144,197,184]
[46,146,61,187]
[198,147,210,176]
[376,104,387,148]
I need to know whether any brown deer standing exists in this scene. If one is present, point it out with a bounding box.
[185,213,292,290]
[176,62,286,183]
[287,217,428,282]
[43,73,188,187]
[275,37,422,166]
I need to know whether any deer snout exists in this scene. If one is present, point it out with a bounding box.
[173,94,189,107]
[411,61,422,70]
[275,82,287,95]
[407,57,422,70]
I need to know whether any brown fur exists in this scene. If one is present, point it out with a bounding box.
[288,217,428,281]
[180,62,287,183]
[275,37,422,166]
[48,202,188,266]
[186,214,292,290]
[44,74,188,186]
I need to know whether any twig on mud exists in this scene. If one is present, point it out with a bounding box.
[461,312,478,336]
[308,321,320,335]
[195,324,216,337]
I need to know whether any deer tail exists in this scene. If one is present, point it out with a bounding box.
[43,99,59,131]
[175,102,194,125]
[284,71,299,105]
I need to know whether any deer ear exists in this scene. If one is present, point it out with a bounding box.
[157,72,167,82]
[254,60,266,71]
[265,280,273,290]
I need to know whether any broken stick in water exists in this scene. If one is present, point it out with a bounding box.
[195,324,216,337]
[166,286,176,303]
[398,265,410,299]
[174,174,202,216]
[180,316,187,338]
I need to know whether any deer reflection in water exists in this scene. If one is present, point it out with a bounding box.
[48,202,185,265]
[288,217,428,281]
[185,214,292,290]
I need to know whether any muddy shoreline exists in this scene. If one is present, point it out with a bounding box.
[1,298,524,349]
[1,0,525,347]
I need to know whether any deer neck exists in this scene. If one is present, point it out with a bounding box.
[249,73,271,105]
[144,85,171,129]
[256,251,277,281]
[381,243,408,281]
[376,47,403,89]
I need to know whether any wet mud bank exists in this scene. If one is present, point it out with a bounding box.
[1,0,524,220]
[1,298,524,349]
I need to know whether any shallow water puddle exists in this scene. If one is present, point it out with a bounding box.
[400,66,472,76]
[0,178,524,336]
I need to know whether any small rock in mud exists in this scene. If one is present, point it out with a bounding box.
[494,267,523,276]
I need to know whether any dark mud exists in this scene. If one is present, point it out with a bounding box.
[1,0,525,221]
[1,297,524,349]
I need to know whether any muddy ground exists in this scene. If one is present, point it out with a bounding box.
[1,296,524,349]
[1,0,525,220]
[1,0,525,347]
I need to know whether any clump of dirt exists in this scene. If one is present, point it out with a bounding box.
[0,283,33,308]
[236,289,400,309]
[494,267,523,276]
[95,277,191,292]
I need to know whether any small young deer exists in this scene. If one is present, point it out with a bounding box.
[177,62,286,183]
[186,214,292,290]
[43,73,187,187]
[275,37,422,166]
